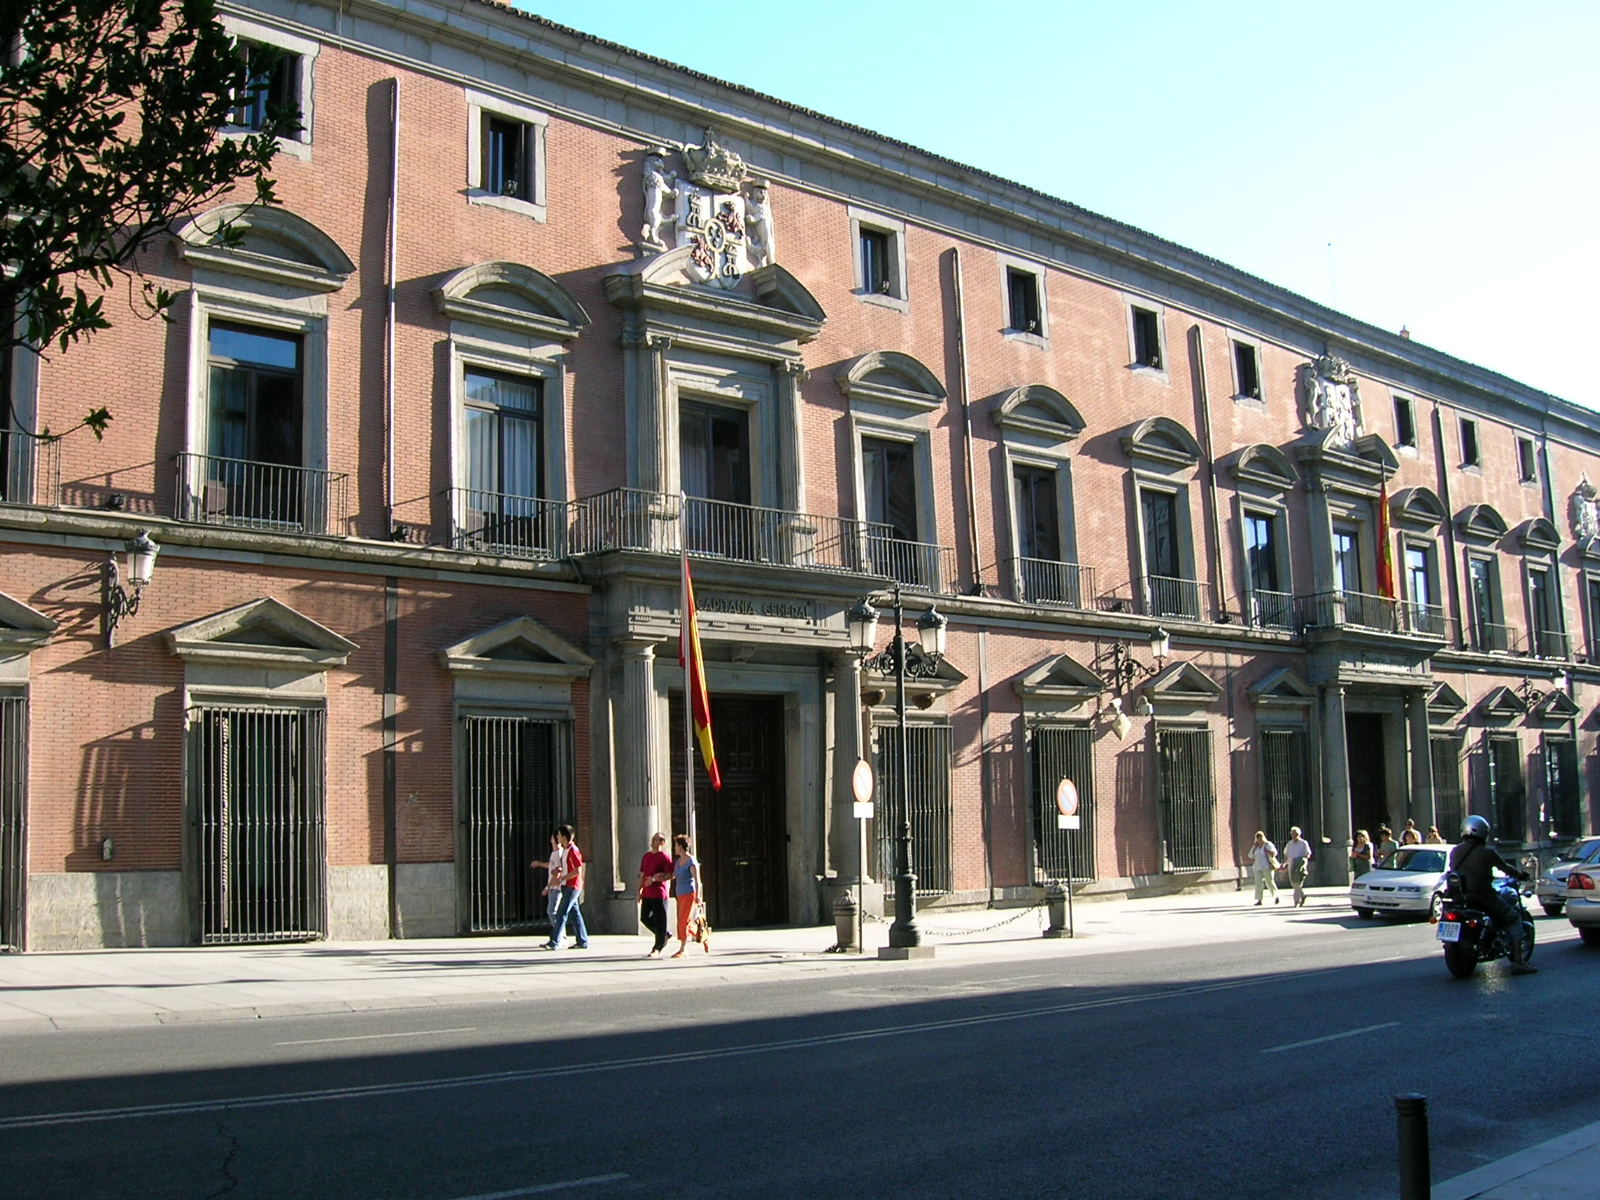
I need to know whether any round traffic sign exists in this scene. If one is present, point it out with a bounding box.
[1056,777,1079,817]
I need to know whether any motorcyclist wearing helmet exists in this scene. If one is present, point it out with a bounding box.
[1448,815,1536,973]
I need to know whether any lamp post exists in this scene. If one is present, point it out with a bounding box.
[848,585,947,951]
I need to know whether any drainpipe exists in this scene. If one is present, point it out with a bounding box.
[1188,326,1227,620]
[384,76,400,538]
[949,250,982,592]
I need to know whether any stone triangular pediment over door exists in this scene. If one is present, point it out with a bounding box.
[1427,681,1468,723]
[1475,685,1525,723]
[1532,689,1581,723]
[1141,661,1224,714]
[439,615,595,685]
[1246,667,1314,711]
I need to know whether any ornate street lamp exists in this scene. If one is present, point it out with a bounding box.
[102,530,160,647]
[849,585,947,950]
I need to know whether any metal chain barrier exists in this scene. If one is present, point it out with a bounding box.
[856,893,1052,940]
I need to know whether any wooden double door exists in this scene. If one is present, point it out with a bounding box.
[670,693,787,928]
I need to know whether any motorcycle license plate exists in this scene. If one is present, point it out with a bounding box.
[1436,922,1462,943]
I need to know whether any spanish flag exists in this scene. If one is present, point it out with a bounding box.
[680,553,722,790]
[1376,479,1397,600]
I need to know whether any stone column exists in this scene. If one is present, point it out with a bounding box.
[610,636,662,932]
[774,358,807,514]
[822,650,884,918]
[1406,690,1436,833]
[1321,684,1353,885]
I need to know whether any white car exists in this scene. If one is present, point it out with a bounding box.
[1536,836,1600,916]
[1567,863,1600,946]
[1351,844,1453,920]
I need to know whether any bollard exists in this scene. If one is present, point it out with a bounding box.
[831,891,859,953]
[1395,1093,1430,1200]
[1043,881,1068,938]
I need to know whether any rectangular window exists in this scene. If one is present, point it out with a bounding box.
[863,436,931,587]
[483,114,533,200]
[1261,727,1311,846]
[1529,565,1561,658]
[681,401,753,559]
[463,368,546,555]
[1404,544,1441,634]
[1245,511,1290,628]
[206,321,306,528]
[1006,267,1042,334]
[1394,397,1417,448]
[1131,306,1163,369]
[0,691,25,952]
[1232,341,1261,400]
[460,714,574,933]
[1014,464,1076,604]
[873,723,953,896]
[860,227,892,295]
[1586,575,1600,660]
[1031,725,1096,881]
[1486,734,1526,843]
[1517,436,1538,483]
[1141,488,1196,618]
[1333,528,1361,594]
[190,705,327,944]
[1430,736,1464,840]
[1460,418,1480,467]
[228,41,299,132]
[1158,727,1216,870]
[1468,556,1504,651]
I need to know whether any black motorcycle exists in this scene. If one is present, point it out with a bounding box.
[1435,872,1535,978]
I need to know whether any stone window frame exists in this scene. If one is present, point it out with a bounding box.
[1123,295,1170,381]
[1463,549,1505,652]
[1515,434,1539,485]
[995,384,1085,602]
[848,207,909,311]
[1458,415,1481,471]
[1227,331,1264,408]
[1392,394,1418,451]
[851,414,937,559]
[997,250,1049,346]
[218,15,319,161]
[465,88,549,222]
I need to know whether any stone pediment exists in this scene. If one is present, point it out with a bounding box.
[1294,431,1397,495]
[167,597,357,670]
[1427,681,1468,721]
[994,385,1086,444]
[862,649,967,711]
[1143,661,1223,708]
[1532,689,1581,722]
[1121,416,1201,469]
[1476,685,1525,722]
[1391,486,1445,530]
[836,350,946,412]
[440,616,594,684]
[1014,653,1104,707]
[1226,444,1300,492]
[1456,503,1508,544]
[1517,517,1561,552]
[604,247,825,345]
[434,262,590,341]
[0,590,57,655]
[176,204,354,292]
[1246,667,1314,709]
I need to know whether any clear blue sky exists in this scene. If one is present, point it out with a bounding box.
[519,1,1599,409]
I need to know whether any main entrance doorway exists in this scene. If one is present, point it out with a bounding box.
[670,693,787,928]
[1347,712,1389,843]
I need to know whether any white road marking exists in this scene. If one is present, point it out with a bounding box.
[0,972,1312,1130]
[274,1027,478,1047]
[1263,1021,1398,1054]
[443,1175,630,1199]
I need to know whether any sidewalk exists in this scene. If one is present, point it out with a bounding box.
[3,886,1597,1199]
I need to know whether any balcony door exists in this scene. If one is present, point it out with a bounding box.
[863,436,927,586]
[207,322,304,526]
[681,401,751,557]
[465,368,545,554]
[1014,465,1069,602]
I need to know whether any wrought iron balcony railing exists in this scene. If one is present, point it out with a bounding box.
[0,429,60,506]
[175,453,349,536]
[570,488,957,590]
[1249,588,1296,631]
[1139,574,1203,621]
[1010,557,1095,609]
[1467,621,1519,653]
[1530,628,1571,660]
[449,489,573,560]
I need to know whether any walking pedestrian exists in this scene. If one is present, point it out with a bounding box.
[1247,830,1280,905]
[670,833,707,957]
[542,824,589,950]
[1376,825,1398,865]
[537,832,566,939]
[1351,829,1375,878]
[638,832,673,958]
[1284,826,1313,907]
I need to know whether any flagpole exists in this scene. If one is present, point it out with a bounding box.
[681,494,696,851]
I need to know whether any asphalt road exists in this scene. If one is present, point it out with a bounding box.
[3,912,1598,1200]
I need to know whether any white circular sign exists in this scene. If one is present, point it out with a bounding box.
[851,758,875,804]
[1056,778,1079,818]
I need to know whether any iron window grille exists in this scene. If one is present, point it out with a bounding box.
[873,723,953,897]
[1158,727,1216,871]
[1030,725,1096,883]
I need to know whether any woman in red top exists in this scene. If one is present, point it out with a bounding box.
[637,832,674,958]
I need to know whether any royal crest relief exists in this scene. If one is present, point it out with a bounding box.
[638,130,774,288]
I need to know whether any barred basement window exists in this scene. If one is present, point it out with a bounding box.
[873,723,952,897]
[1430,736,1464,838]
[1260,727,1310,844]
[1544,736,1580,839]
[0,692,25,952]
[1030,725,1096,881]
[1158,727,1216,870]
[1485,734,1525,843]
[460,714,574,933]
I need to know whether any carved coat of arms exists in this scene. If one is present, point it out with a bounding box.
[1302,353,1363,448]
[639,129,774,288]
